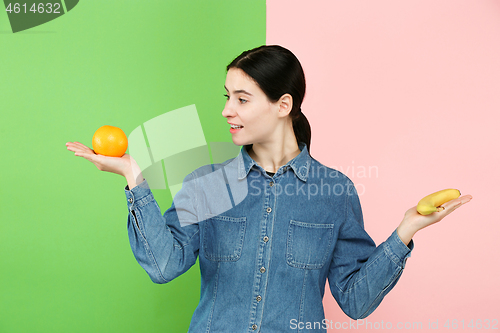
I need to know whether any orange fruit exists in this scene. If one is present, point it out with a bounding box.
[92,125,128,157]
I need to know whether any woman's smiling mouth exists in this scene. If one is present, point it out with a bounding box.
[229,123,243,133]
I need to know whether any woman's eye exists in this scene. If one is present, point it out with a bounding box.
[224,94,247,104]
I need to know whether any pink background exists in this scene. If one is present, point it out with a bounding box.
[267,0,500,331]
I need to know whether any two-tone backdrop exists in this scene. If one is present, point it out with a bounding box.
[1,1,498,332]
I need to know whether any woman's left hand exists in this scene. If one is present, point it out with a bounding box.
[396,194,473,246]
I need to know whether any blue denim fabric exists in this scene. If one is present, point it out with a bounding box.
[124,142,413,333]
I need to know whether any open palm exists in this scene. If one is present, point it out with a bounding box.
[397,194,473,245]
[65,141,132,176]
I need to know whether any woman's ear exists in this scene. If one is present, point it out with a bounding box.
[277,93,293,118]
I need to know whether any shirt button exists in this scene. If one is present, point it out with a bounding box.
[266,207,272,213]
[269,181,274,187]
[128,198,133,203]
[256,295,262,302]
[263,236,269,242]
[260,267,266,273]
[252,324,257,330]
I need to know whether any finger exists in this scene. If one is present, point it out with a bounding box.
[66,144,83,153]
[436,195,472,217]
[66,142,83,149]
[75,150,102,162]
[66,144,76,152]
[72,141,93,151]
[66,141,84,147]
[459,194,473,204]
[440,195,473,210]
[66,141,86,150]
[67,144,88,154]
[74,151,94,159]
[67,142,95,155]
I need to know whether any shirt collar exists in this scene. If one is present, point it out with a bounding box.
[237,142,311,182]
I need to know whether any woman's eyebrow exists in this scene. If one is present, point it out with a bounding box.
[224,85,253,96]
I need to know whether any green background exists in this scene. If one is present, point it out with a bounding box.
[0,1,265,332]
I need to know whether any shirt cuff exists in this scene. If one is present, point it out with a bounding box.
[124,178,153,210]
[383,228,414,268]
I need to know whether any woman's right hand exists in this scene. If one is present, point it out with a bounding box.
[65,141,133,177]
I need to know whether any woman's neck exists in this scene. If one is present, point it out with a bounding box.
[248,140,301,174]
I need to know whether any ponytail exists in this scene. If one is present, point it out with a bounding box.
[292,109,311,153]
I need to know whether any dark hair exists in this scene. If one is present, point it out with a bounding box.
[227,45,311,153]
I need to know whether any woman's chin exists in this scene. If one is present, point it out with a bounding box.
[231,137,251,147]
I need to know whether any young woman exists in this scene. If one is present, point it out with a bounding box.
[66,45,472,332]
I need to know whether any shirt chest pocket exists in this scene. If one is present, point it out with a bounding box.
[286,220,335,269]
[202,215,247,262]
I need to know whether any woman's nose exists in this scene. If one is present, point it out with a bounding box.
[222,103,234,118]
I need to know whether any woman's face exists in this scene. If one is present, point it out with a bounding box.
[222,68,280,147]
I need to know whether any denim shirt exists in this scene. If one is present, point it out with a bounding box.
[124,142,413,333]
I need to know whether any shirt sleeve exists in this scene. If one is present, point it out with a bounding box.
[327,182,414,319]
[124,172,200,284]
